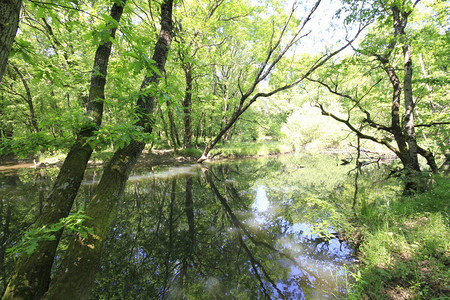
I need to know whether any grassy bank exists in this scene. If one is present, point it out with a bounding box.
[175,142,293,160]
[348,176,449,299]
[209,141,293,158]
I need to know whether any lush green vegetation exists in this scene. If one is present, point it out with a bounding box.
[0,0,448,298]
[348,176,449,299]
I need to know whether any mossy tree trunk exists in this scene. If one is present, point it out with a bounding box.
[42,1,173,298]
[2,3,126,299]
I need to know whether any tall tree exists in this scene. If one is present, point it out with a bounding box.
[0,0,21,83]
[309,0,448,192]
[3,1,127,298]
[197,0,367,162]
[41,1,174,298]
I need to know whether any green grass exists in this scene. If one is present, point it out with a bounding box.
[347,176,450,299]
[177,148,203,158]
[210,141,293,157]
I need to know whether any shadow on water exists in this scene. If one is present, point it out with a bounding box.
[1,154,358,299]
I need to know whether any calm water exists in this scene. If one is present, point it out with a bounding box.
[1,153,361,299]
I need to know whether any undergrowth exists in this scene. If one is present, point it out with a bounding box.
[348,176,450,299]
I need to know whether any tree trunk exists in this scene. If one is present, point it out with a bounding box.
[11,65,39,133]
[42,1,173,298]
[417,146,438,174]
[42,140,146,300]
[158,106,173,148]
[168,107,180,150]
[438,150,450,176]
[2,3,126,299]
[0,0,21,83]
[403,44,420,172]
[198,103,247,162]
[183,65,193,149]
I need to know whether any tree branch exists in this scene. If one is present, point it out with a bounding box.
[415,121,450,127]
[315,102,399,155]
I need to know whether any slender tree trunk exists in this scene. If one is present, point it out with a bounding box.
[42,2,173,298]
[383,64,409,163]
[438,150,450,176]
[390,6,423,194]
[402,44,420,172]
[0,0,21,83]
[198,103,248,162]
[11,65,39,133]
[158,106,173,148]
[183,65,193,149]
[352,136,361,211]
[2,3,126,299]
[168,107,180,150]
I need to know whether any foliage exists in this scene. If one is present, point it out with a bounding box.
[7,211,93,256]
[177,148,202,157]
[348,176,450,299]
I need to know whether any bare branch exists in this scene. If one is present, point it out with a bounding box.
[315,102,399,155]
[415,122,450,127]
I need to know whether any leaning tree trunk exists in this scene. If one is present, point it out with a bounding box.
[0,0,21,83]
[42,1,173,298]
[2,3,126,299]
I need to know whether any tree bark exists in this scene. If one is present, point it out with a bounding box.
[183,65,193,149]
[0,0,21,83]
[2,3,126,299]
[11,64,39,133]
[168,106,180,150]
[402,44,420,172]
[158,106,173,148]
[42,1,173,298]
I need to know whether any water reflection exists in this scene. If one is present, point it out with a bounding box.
[1,154,356,299]
[253,185,270,213]
[91,157,354,299]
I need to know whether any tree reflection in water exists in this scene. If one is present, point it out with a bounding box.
[87,157,354,299]
[1,155,355,298]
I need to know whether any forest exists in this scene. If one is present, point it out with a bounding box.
[0,0,449,299]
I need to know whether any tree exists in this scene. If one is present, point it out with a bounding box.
[196,0,367,162]
[3,1,127,298]
[40,1,174,298]
[0,0,21,83]
[308,0,448,193]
